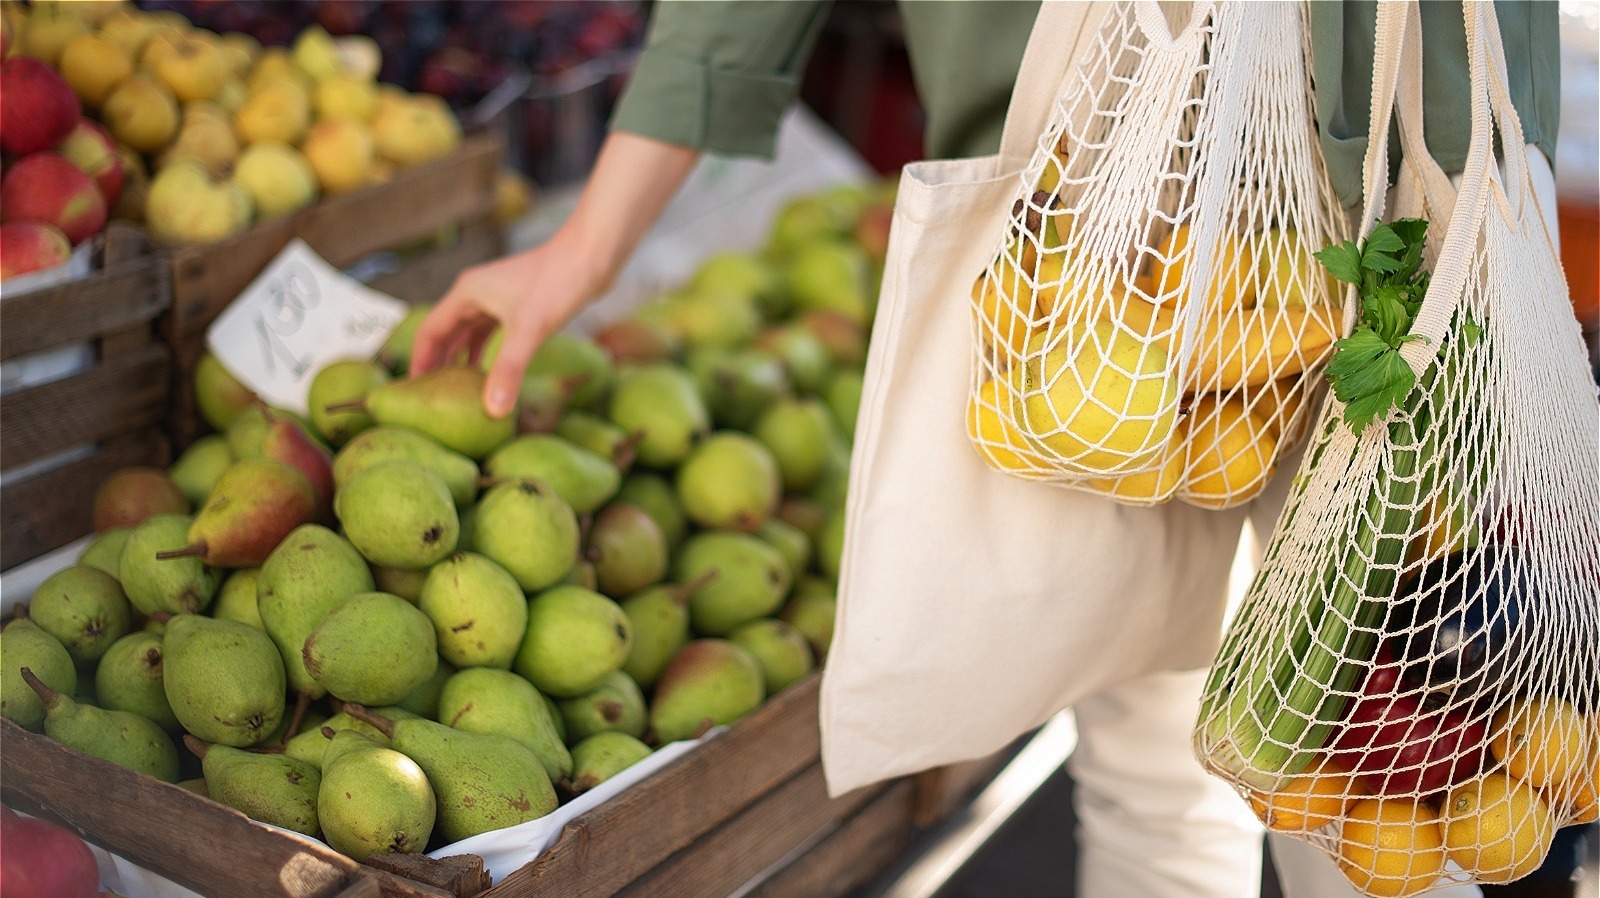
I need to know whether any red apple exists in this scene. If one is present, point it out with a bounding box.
[56,121,124,210]
[0,57,82,156]
[1,153,107,246]
[0,221,73,281]
[0,808,100,898]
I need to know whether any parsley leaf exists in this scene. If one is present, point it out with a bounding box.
[1313,241,1363,284]
[1325,328,1418,432]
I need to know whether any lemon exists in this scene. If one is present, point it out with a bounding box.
[1248,756,1364,832]
[1083,439,1186,502]
[1337,798,1447,897]
[1443,772,1556,883]
[1492,698,1591,788]
[1546,719,1599,825]
[967,378,1039,474]
[1178,394,1276,508]
[1255,227,1340,308]
[972,244,1037,358]
[1191,302,1340,390]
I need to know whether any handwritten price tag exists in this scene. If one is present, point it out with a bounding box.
[207,240,409,415]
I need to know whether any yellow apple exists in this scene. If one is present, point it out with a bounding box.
[218,31,258,78]
[233,142,318,220]
[314,72,377,122]
[145,159,253,244]
[234,80,310,145]
[95,9,157,59]
[159,102,239,175]
[291,24,339,82]
[373,95,461,167]
[214,77,246,113]
[101,74,180,153]
[301,118,374,194]
[246,48,313,95]
[57,31,131,107]
[150,31,228,103]
[18,8,87,65]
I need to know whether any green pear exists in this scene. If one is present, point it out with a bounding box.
[335,461,459,569]
[808,439,852,511]
[419,553,527,669]
[522,333,613,411]
[556,412,637,470]
[585,503,667,598]
[78,526,133,577]
[606,365,708,468]
[664,289,762,350]
[163,613,285,746]
[799,309,869,368]
[392,659,454,719]
[437,667,571,783]
[752,398,836,493]
[766,194,856,260]
[690,251,783,319]
[566,732,652,795]
[333,426,479,508]
[308,359,389,446]
[785,240,870,325]
[515,372,578,435]
[473,479,579,591]
[542,692,566,742]
[781,577,837,659]
[564,561,599,591]
[728,619,815,695]
[358,367,514,459]
[178,778,210,798]
[186,735,320,836]
[674,432,780,532]
[815,505,846,580]
[303,592,436,706]
[284,706,417,768]
[344,705,557,842]
[616,472,687,550]
[454,503,480,555]
[753,325,833,394]
[95,631,180,731]
[648,640,764,743]
[559,670,646,742]
[484,435,619,515]
[514,585,630,698]
[317,729,436,860]
[29,565,134,663]
[619,579,703,688]
[168,435,233,507]
[22,668,179,781]
[372,564,430,604]
[756,518,811,585]
[120,514,219,615]
[258,524,375,700]
[686,348,791,430]
[2,613,78,731]
[822,368,864,440]
[211,568,264,629]
[378,306,430,373]
[195,351,257,431]
[673,532,790,635]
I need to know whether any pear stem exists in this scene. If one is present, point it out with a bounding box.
[182,735,209,759]
[281,691,312,746]
[342,703,396,740]
[611,431,645,471]
[323,400,367,414]
[18,667,62,710]
[155,542,208,561]
[673,569,720,603]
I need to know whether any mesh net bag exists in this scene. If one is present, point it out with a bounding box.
[1194,4,1600,895]
[964,0,1348,508]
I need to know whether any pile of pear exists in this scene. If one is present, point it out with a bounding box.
[966,171,1344,508]
[0,182,889,862]
[14,0,469,245]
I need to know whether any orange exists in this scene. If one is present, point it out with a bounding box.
[1491,698,1591,788]
[1442,772,1556,883]
[1546,720,1599,825]
[1178,394,1276,509]
[1337,798,1447,897]
[1247,756,1364,832]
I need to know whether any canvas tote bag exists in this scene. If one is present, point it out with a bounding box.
[820,1,1258,796]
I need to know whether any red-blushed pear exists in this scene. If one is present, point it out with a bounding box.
[0,57,81,155]
[255,407,336,523]
[92,467,190,532]
[57,119,124,208]
[593,319,681,364]
[157,458,316,567]
[797,309,868,368]
[0,222,72,281]
[0,152,107,246]
[647,639,765,743]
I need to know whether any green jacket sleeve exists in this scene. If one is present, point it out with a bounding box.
[610,0,834,158]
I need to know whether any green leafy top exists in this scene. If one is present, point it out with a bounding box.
[1313,218,1431,433]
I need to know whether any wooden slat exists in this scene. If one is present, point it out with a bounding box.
[741,780,917,898]
[0,720,367,898]
[0,427,168,569]
[0,255,166,360]
[367,215,504,304]
[366,854,489,898]
[606,766,883,898]
[488,676,825,898]
[910,751,1009,828]
[0,345,169,469]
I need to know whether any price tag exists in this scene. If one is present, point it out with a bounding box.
[207,240,409,415]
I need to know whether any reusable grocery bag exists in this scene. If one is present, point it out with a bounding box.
[965,0,1349,509]
[819,1,1257,796]
[1194,3,1600,895]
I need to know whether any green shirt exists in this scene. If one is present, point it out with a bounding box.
[611,1,1559,208]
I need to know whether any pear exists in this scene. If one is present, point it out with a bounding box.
[168,435,233,507]
[808,438,852,511]
[121,514,218,615]
[617,472,687,550]
[815,505,846,580]
[418,553,527,669]
[308,359,389,446]
[334,461,458,569]
[378,307,430,373]
[284,707,417,768]
[774,496,826,542]
[226,403,290,458]
[520,333,613,410]
[559,670,647,742]
[673,532,790,635]
[516,373,579,434]
[799,309,869,369]
[606,365,709,468]
[194,351,257,431]
[556,412,638,470]
[781,577,837,659]
[333,425,479,508]
[437,667,572,783]
[594,318,682,365]
[252,411,336,520]
[565,561,599,592]
[258,524,375,716]
[29,565,133,664]
[317,729,436,861]
[93,466,190,532]
[648,640,765,743]
[211,568,264,629]
[473,479,579,591]
[753,326,833,394]
[785,241,871,325]
[674,432,780,532]
[372,564,429,604]
[766,195,856,259]
[514,585,631,698]
[484,435,619,515]
[822,369,864,440]
[686,348,790,430]
[344,704,557,842]
[303,592,436,706]
[393,659,453,719]
[95,631,180,731]
[78,526,133,577]
[186,735,320,837]
[663,289,761,350]
[156,459,317,567]
[2,612,78,731]
[21,668,180,781]
[752,399,836,493]
[691,251,783,319]
[566,732,652,795]
[585,503,667,598]
[756,518,811,584]
[163,613,285,747]
[350,367,514,459]
[619,578,707,688]
[729,619,815,695]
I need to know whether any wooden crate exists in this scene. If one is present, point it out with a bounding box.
[0,226,172,570]
[160,132,504,445]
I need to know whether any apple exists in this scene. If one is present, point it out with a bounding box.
[158,102,239,175]
[56,33,131,108]
[291,25,341,82]
[16,10,88,67]
[1,153,107,245]
[57,120,124,209]
[145,159,253,245]
[372,95,460,168]
[232,141,318,219]
[0,221,73,281]
[101,75,179,154]
[246,48,314,96]
[313,72,377,122]
[150,32,228,104]
[301,118,374,193]
[96,10,159,60]
[218,32,260,78]
[0,807,100,898]
[234,80,311,145]
[0,57,81,155]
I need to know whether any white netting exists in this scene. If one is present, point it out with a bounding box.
[1194,4,1600,896]
[965,0,1348,508]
